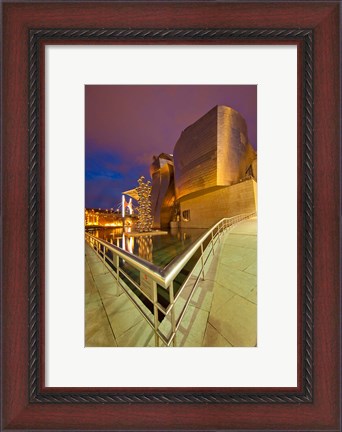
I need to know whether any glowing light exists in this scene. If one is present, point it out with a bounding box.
[122,195,125,218]
[121,195,134,217]
[128,198,133,215]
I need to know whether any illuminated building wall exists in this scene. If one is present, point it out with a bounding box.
[178,178,257,229]
[85,209,99,226]
[173,105,256,200]
[173,105,257,228]
[85,209,127,227]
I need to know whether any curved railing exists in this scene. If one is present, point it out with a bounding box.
[85,212,256,347]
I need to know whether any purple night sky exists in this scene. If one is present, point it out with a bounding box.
[85,85,257,209]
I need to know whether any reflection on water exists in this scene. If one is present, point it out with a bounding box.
[138,236,153,262]
[86,226,207,267]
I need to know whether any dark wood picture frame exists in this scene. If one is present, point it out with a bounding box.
[2,2,340,431]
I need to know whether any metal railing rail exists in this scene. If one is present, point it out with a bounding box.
[85,212,256,347]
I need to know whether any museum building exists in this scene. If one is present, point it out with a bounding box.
[126,105,257,229]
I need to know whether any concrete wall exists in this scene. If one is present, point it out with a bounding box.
[179,179,256,229]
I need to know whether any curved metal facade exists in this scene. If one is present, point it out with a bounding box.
[173,105,256,200]
[150,153,175,229]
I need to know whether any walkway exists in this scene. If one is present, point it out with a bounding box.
[85,217,257,347]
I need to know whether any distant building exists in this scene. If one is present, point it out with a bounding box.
[85,209,99,226]
[85,208,133,227]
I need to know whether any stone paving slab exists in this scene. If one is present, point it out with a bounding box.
[202,217,257,347]
[202,323,233,347]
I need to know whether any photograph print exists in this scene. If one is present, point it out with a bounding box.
[85,85,257,347]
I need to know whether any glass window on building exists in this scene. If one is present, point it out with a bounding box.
[182,210,190,222]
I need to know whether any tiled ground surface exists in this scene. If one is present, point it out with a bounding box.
[85,217,257,347]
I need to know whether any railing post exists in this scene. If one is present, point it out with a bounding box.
[116,253,120,281]
[200,243,205,280]
[169,282,176,347]
[211,231,215,256]
[152,281,159,347]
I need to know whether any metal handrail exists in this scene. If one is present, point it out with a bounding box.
[85,212,256,347]
[162,214,250,286]
[86,234,166,285]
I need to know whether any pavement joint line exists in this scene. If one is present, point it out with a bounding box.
[206,321,234,347]
[228,233,257,236]
[218,260,256,273]
[116,316,147,340]
[231,291,257,305]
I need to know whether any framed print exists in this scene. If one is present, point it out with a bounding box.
[45,47,296,388]
[1,1,340,431]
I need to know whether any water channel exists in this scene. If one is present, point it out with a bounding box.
[86,226,207,267]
